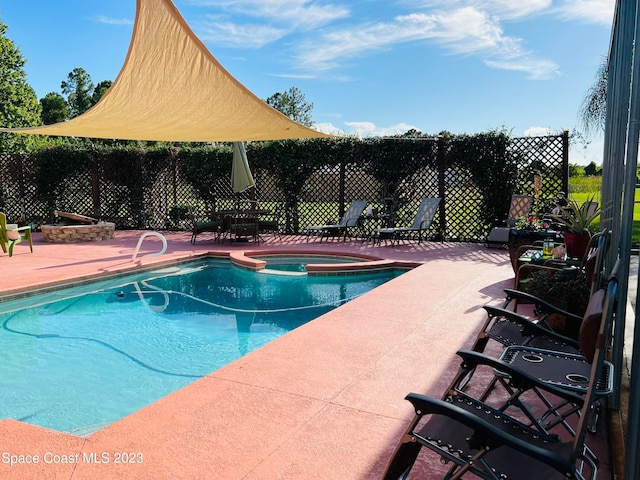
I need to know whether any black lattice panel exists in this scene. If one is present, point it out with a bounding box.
[509,135,566,207]
[443,166,485,241]
[0,134,567,239]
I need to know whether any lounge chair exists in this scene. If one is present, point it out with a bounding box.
[382,269,617,479]
[303,200,367,242]
[468,230,610,357]
[474,261,619,424]
[0,212,33,257]
[514,229,606,293]
[373,197,441,245]
[485,194,534,248]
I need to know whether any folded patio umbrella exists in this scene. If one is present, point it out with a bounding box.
[231,142,255,193]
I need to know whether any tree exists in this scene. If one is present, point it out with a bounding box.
[265,86,314,127]
[61,67,94,118]
[584,161,601,176]
[92,79,112,105]
[579,57,607,136]
[40,92,69,124]
[568,163,585,177]
[0,19,41,131]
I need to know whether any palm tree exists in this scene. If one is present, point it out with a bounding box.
[579,57,608,136]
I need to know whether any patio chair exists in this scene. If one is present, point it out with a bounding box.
[224,211,259,243]
[382,269,617,479]
[188,205,221,244]
[475,263,618,429]
[462,259,619,436]
[373,197,441,245]
[257,204,282,240]
[303,200,367,242]
[486,194,534,247]
[468,230,610,357]
[584,200,599,219]
[0,212,33,257]
[510,230,608,336]
[514,229,607,294]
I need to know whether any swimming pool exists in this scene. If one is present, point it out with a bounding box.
[0,258,402,435]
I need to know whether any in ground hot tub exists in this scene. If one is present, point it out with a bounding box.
[228,250,420,275]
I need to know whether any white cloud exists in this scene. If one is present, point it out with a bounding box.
[314,122,348,135]
[556,0,615,25]
[524,126,553,136]
[316,121,420,137]
[480,0,553,19]
[94,16,133,26]
[196,18,285,48]
[570,134,604,165]
[184,0,349,29]
[485,58,559,80]
[407,0,613,24]
[402,0,552,19]
[295,7,559,78]
[184,0,607,79]
[344,121,420,137]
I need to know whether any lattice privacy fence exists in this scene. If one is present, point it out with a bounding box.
[0,132,568,242]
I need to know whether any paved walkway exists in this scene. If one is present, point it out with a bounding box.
[0,232,614,479]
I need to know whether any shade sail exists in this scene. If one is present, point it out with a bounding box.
[231,142,255,193]
[1,0,330,142]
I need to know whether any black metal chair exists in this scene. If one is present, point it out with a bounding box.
[485,194,534,248]
[372,197,441,245]
[382,266,618,480]
[303,200,368,242]
[188,205,221,244]
[257,204,282,240]
[469,230,610,356]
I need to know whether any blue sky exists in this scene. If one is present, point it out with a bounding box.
[1,0,615,165]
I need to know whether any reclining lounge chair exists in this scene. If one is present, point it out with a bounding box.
[382,268,617,479]
[303,200,367,242]
[486,194,533,248]
[470,230,610,357]
[373,197,441,245]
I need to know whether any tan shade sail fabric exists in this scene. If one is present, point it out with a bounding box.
[1,0,330,142]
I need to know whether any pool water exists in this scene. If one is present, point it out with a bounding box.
[0,259,402,435]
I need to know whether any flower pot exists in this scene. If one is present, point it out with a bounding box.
[563,232,590,259]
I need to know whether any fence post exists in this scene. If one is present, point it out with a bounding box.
[172,155,178,207]
[562,129,569,194]
[91,155,101,219]
[436,136,447,240]
[338,157,346,217]
[16,154,27,221]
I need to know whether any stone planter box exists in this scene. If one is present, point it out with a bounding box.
[41,222,116,243]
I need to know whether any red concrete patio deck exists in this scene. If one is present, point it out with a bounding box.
[0,231,614,479]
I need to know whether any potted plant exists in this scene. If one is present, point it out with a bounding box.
[522,267,591,339]
[547,195,600,259]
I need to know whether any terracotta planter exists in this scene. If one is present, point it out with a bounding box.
[563,232,590,259]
